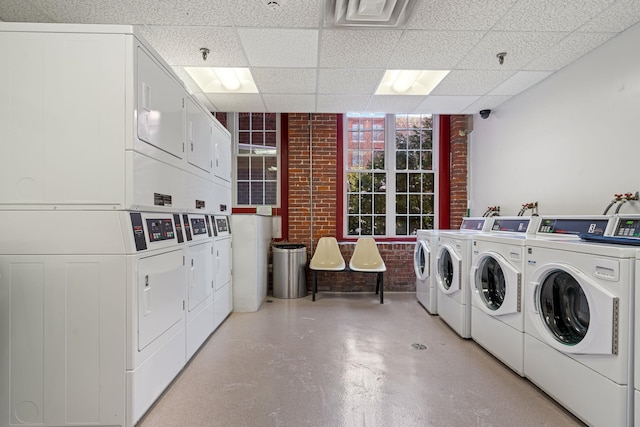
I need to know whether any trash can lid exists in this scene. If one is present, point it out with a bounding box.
[272,243,306,249]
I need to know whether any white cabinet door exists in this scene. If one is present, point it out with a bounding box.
[186,97,213,174]
[137,47,184,160]
[213,120,232,182]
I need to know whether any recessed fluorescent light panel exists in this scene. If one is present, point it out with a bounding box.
[184,67,258,93]
[375,70,450,95]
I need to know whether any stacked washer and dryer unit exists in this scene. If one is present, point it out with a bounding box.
[0,23,232,427]
[523,215,637,427]
[431,217,495,337]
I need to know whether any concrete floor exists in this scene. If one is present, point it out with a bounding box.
[138,292,584,427]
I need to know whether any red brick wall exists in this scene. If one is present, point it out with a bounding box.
[449,115,469,229]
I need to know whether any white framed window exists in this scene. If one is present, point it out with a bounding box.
[233,113,280,207]
[344,113,437,237]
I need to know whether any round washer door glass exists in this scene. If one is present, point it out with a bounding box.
[438,250,453,290]
[477,256,505,310]
[415,244,426,277]
[539,270,589,345]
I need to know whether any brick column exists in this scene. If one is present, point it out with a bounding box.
[449,115,469,228]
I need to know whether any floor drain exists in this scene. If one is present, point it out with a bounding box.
[266,300,273,303]
[411,343,428,350]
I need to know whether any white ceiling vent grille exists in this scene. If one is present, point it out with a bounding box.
[326,0,417,28]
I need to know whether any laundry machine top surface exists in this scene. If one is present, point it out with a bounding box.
[533,215,612,240]
[526,236,637,257]
[489,216,540,235]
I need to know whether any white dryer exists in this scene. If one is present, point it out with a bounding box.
[419,217,495,316]
[524,237,634,427]
[469,216,607,376]
[434,216,496,337]
[213,215,233,330]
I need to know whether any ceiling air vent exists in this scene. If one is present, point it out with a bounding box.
[326,0,417,28]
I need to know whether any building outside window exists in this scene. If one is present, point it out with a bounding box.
[344,113,436,237]
[234,113,279,206]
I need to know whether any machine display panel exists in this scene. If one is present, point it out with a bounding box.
[538,218,609,236]
[460,218,486,230]
[216,217,229,233]
[190,217,208,236]
[491,218,530,233]
[146,218,175,242]
[614,218,640,237]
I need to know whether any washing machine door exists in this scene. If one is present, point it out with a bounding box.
[414,240,429,280]
[528,262,618,355]
[470,251,521,316]
[437,244,460,295]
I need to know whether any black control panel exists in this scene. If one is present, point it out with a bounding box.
[191,217,208,236]
[614,218,640,237]
[182,214,192,241]
[173,214,184,243]
[492,218,531,233]
[538,218,609,236]
[146,218,175,242]
[460,218,486,230]
[130,212,147,251]
[216,217,229,233]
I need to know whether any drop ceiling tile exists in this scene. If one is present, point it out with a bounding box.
[431,70,516,96]
[252,68,317,94]
[455,31,568,70]
[461,95,514,114]
[580,0,640,32]
[139,26,248,66]
[317,69,384,94]
[408,0,518,30]
[524,32,616,70]
[493,0,615,32]
[126,0,231,26]
[0,0,53,22]
[319,29,402,68]
[488,71,553,96]
[205,93,265,112]
[366,95,426,114]
[238,28,318,67]
[263,94,316,112]
[415,96,481,114]
[29,0,142,24]
[194,92,216,111]
[229,0,320,28]
[387,30,485,69]
[316,95,372,113]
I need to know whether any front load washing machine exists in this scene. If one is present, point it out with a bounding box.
[524,237,634,427]
[213,215,233,330]
[417,217,495,315]
[434,216,497,338]
[469,216,607,376]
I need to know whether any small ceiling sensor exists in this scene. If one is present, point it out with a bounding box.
[497,52,507,65]
[200,47,210,61]
[263,0,285,10]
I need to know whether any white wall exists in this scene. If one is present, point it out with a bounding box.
[469,22,640,217]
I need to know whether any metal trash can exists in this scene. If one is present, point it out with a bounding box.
[272,243,307,299]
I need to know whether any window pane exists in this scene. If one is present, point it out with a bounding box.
[421,151,433,170]
[252,131,265,147]
[407,151,420,170]
[374,216,385,235]
[409,173,421,192]
[373,151,385,169]
[265,131,277,147]
[422,195,434,213]
[237,157,249,180]
[409,216,421,235]
[396,131,408,149]
[395,217,407,235]
[265,113,276,129]
[360,216,372,235]
[396,173,407,192]
[422,173,434,192]
[348,216,359,235]
[251,113,264,129]
[409,194,421,213]
[361,194,372,213]
[250,182,264,205]
[250,157,264,180]
[361,173,373,192]
[422,216,434,229]
[237,182,249,204]
[396,194,407,214]
[238,113,250,130]
[265,182,277,205]
[374,194,386,214]
[421,129,433,149]
[347,172,359,193]
[373,173,386,192]
[265,157,277,180]
[238,132,250,154]
[348,195,360,214]
[396,151,406,169]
